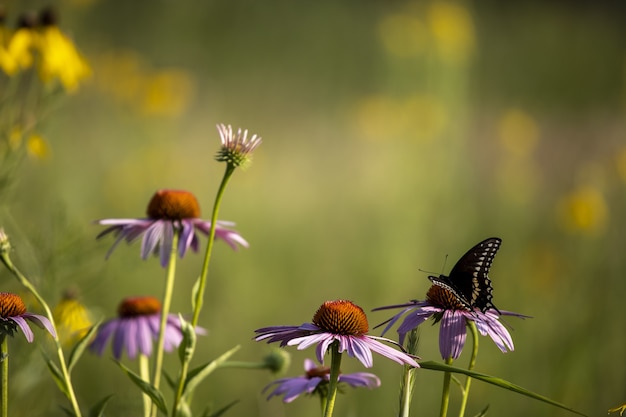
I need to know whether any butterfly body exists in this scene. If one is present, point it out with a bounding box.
[428,237,502,313]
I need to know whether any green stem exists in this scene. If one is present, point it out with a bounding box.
[322,342,342,417]
[171,165,235,417]
[0,252,82,417]
[398,328,419,417]
[139,354,151,417]
[439,356,454,417]
[1,336,7,417]
[458,321,479,417]
[150,232,179,417]
[192,164,235,327]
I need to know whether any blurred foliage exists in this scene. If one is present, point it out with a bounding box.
[1,0,625,416]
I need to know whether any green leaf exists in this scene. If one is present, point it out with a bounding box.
[68,321,101,373]
[59,406,74,416]
[114,360,168,414]
[88,394,114,417]
[41,350,70,398]
[419,361,588,416]
[207,400,239,417]
[163,371,176,390]
[183,345,241,398]
[177,314,196,365]
[473,404,490,417]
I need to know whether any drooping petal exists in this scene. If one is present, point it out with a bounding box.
[135,316,154,357]
[141,221,164,260]
[344,336,374,368]
[340,372,381,389]
[112,319,134,359]
[10,316,34,343]
[159,222,174,267]
[396,305,442,344]
[178,219,195,257]
[362,336,419,367]
[90,319,118,355]
[23,313,56,338]
[439,310,466,360]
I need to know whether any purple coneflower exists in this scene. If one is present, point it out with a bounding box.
[90,296,204,360]
[255,300,418,368]
[0,292,55,342]
[264,358,380,403]
[96,189,248,267]
[375,285,527,360]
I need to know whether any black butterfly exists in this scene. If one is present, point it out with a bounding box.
[428,237,502,313]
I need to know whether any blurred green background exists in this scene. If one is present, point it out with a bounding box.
[1,0,625,416]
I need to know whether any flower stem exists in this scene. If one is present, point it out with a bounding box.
[458,320,479,417]
[439,356,454,417]
[323,342,342,417]
[171,165,235,416]
[1,336,7,417]
[150,231,179,417]
[192,164,235,327]
[399,328,419,417]
[0,251,82,417]
[139,354,151,417]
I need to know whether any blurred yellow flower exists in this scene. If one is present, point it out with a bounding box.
[141,70,194,117]
[557,185,608,235]
[378,14,428,58]
[53,290,93,346]
[428,1,475,64]
[3,27,38,74]
[497,108,540,158]
[38,25,91,92]
[26,134,51,159]
[93,50,194,117]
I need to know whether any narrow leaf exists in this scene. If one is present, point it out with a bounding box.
[473,404,490,417]
[419,361,587,416]
[41,350,70,398]
[208,400,239,417]
[59,406,74,416]
[88,394,114,417]
[114,360,168,414]
[68,321,101,373]
[183,345,241,398]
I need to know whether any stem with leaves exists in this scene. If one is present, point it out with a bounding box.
[171,165,235,416]
[0,250,82,417]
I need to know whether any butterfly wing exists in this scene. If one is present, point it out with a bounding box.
[429,237,502,312]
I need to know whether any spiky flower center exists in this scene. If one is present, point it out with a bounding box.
[117,296,161,318]
[146,189,201,220]
[426,285,466,311]
[215,124,262,168]
[0,292,27,318]
[312,300,369,336]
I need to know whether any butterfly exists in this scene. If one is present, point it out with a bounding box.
[428,237,502,313]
